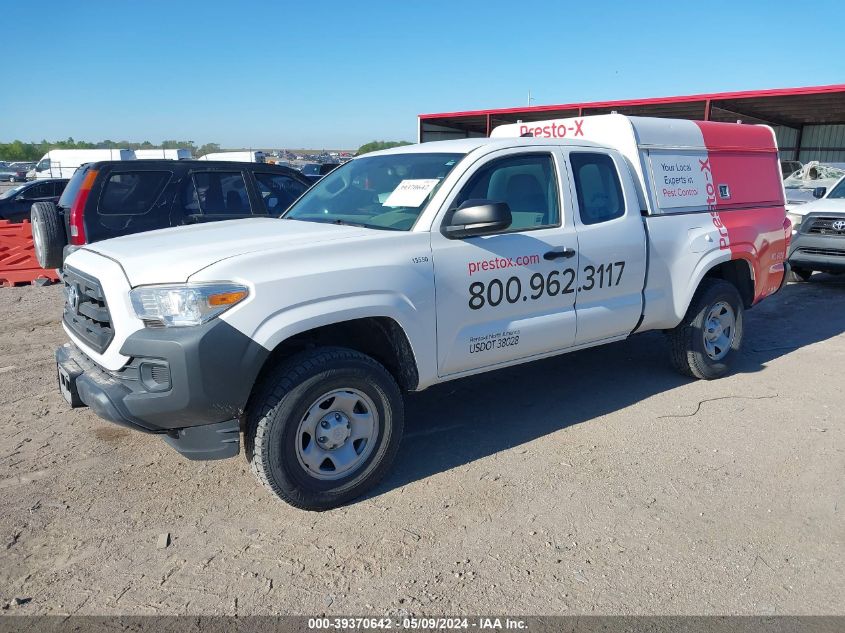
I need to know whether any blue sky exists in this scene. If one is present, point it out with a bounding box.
[1,0,842,149]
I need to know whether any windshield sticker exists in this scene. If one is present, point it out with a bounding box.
[383,179,440,207]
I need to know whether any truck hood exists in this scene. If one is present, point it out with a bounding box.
[78,218,371,286]
[786,197,845,216]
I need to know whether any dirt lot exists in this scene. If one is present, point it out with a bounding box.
[0,279,842,616]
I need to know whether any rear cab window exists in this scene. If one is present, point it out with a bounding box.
[570,152,625,224]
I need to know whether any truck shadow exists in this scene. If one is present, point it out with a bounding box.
[373,275,845,497]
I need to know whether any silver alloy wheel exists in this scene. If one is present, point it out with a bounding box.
[703,301,736,361]
[295,388,379,481]
[31,214,46,260]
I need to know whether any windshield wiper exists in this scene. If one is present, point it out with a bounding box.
[284,217,404,231]
[330,218,372,228]
[290,217,373,229]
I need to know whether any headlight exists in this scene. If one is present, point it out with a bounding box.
[786,212,804,232]
[130,282,249,327]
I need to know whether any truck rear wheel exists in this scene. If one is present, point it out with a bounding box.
[245,347,404,511]
[668,278,744,380]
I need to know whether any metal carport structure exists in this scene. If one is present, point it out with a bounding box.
[418,84,845,162]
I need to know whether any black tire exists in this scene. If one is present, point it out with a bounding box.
[245,347,404,511]
[31,201,66,269]
[788,267,812,282]
[668,278,744,380]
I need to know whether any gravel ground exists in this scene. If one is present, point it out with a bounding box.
[0,279,842,616]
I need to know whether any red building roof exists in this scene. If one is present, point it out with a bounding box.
[418,84,845,140]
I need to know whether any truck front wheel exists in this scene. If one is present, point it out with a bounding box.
[668,278,744,380]
[245,347,404,511]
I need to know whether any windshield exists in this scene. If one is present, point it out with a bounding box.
[0,185,24,200]
[784,162,845,186]
[828,176,845,199]
[300,164,321,175]
[784,162,845,204]
[284,152,463,230]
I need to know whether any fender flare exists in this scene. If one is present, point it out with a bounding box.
[244,291,433,389]
[680,252,755,320]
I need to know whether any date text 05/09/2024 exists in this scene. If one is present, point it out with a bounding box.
[307,616,527,630]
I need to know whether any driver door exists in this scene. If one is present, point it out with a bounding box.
[431,149,579,377]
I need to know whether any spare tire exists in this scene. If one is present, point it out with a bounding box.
[31,201,66,270]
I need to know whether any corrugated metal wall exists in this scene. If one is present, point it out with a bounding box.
[773,126,799,160]
[419,121,486,143]
[798,125,845,163]
[768,125,845,162]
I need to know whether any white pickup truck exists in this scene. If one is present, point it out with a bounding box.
[55,115,790,510]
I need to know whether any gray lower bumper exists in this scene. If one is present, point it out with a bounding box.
[56,314,270,461]
[162,420,240,460]
[788,221,845,273]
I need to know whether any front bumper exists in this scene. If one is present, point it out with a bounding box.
[56,318,269,460]
[788,233,845,273]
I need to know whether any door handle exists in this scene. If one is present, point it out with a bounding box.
[543,247,576,260]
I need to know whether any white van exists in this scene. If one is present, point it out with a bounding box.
[31,149,135,179]
[197,151,266,163]
[134,148,193,160]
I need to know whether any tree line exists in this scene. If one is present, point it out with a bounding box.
[356,140,412,155]
[1,137,413,161]
[0,139,222,161]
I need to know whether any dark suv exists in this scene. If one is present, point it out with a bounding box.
[31,160,312,269]
[0,178,68,222]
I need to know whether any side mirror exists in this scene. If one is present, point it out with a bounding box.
[813,187,827,199]
[443,199,512,239]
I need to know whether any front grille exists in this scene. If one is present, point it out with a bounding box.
[806,216,845,236]
[798,247,845,257]
[62,267,114,353]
